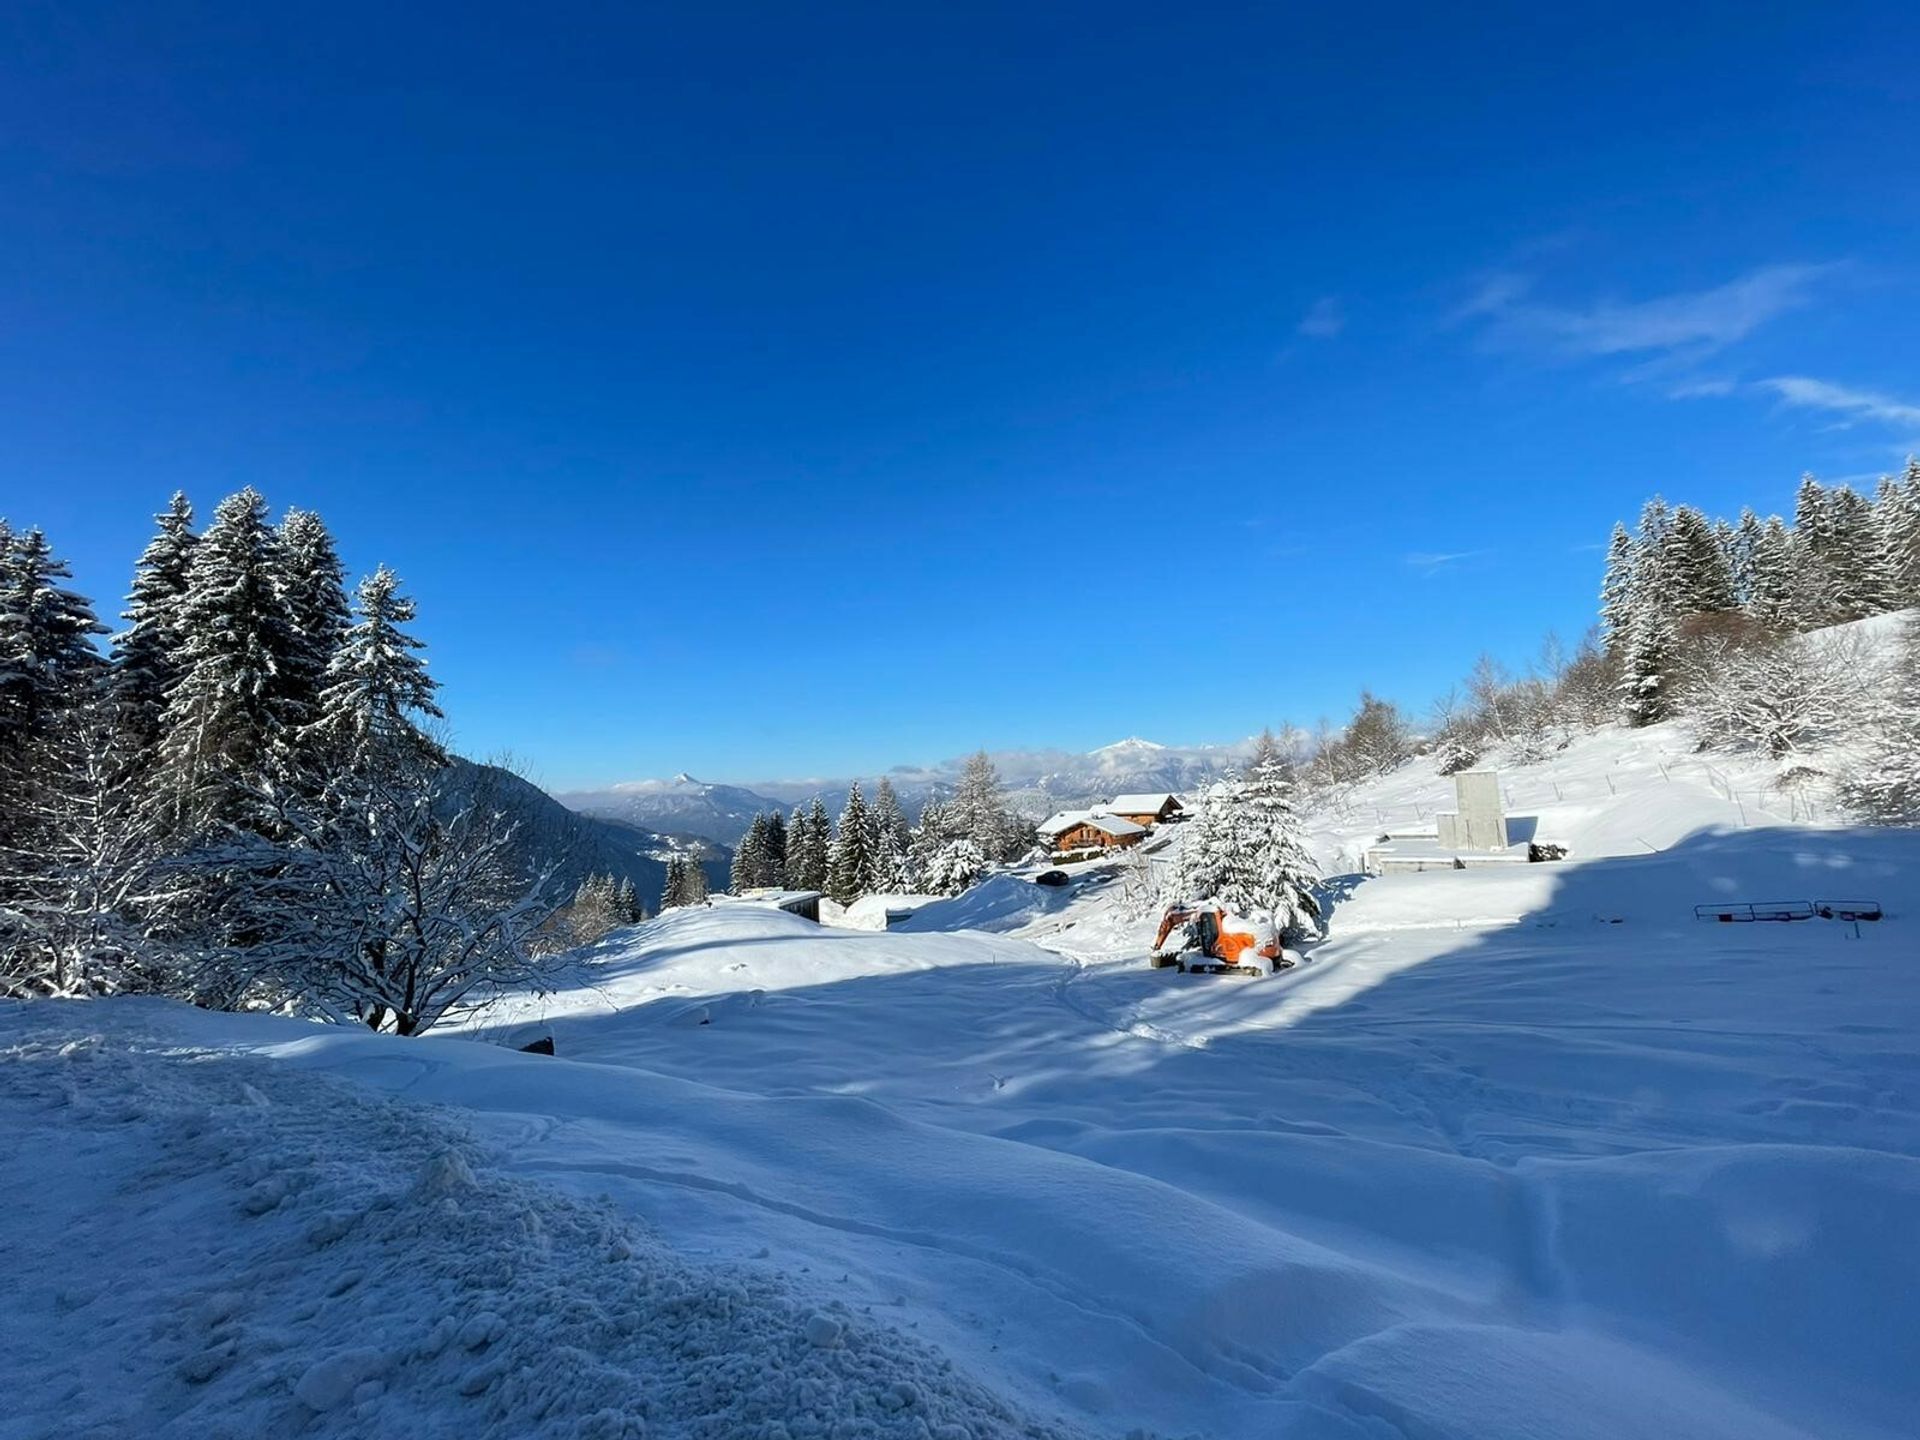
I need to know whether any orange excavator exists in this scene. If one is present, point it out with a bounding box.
[1150,902,1292,976]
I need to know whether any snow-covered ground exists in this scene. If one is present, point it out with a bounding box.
[5,722,1919,1439]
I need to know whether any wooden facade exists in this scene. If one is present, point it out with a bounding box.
[1053,819,1146,852]
[1105,794,1185,827]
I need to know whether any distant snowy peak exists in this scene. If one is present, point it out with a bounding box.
[1091,736,1168,756]
[559,774,788,844]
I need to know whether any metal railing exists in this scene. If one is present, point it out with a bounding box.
[1692,898,1883,923]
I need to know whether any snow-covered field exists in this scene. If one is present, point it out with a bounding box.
[5,724,1918,1439]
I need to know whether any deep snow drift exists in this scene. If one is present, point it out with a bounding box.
[5,723,1918,1439]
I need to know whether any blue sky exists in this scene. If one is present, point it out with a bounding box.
[3,3,1917,789]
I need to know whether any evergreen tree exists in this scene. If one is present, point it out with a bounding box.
[870,778,913,892]
[308,566,444,781]
[272,508,351,735]
[1791,473,1838,627]
[616,876,643,922]
[951,750,1012,857]
[1233,745,1323,942]
[1664,505,1736,616]
[660,855,709,910]
[731,813,769,892]
[1875,467,1920,606]
[1172,760,1321,943]
[1729,508,1764,610]
[0,528,112,993]
[108,493,197,762]
[155,488,303,830]
[1598,523,1637,653]
[1748,515,1798,630]
[0,527,107,754]
[1827,485,1887,619]
[787,798,831,891]
[761,809,788,887]
[1620,606,1676,726]
[827,782,874,903]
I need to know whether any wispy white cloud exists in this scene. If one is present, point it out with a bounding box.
[1405,549,1488,574]
[1757,375,1920,431]
[1666,377,1738,399]
[1456,263,1837,359]
[1296,295,1346,339]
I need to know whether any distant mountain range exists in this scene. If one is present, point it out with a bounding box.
[445,759,730,907]
[554,737,1254,845]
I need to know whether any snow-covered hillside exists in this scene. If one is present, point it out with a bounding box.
[5,732,1917,1439]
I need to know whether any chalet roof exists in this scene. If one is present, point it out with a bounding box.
[1101,792,1183,815]
[1041,810,1146,839]
[1037,810,1093,836]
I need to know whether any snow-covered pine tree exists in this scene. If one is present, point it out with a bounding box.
[1748,515,1798,630]
[308,566,445,782]
[1827,485,1889,620]
[1633,496,1674,594]
[1664,505,1736,617]
[1232,743,1323,943]
[616,876,642,922]
[788,798,831,892]
[155,488,304,831]
[1598,523,1637,654]
[108,492,197,765]
[951,750,1019,859]
[1791,473,1839,627]
[760,809,788,887]
[0,527,107,758]
[906,798,950,888]
[1728,508,1764,610]
[1876,467,1920,607]
[660,854,709,910]
[0,528,113,995]
[870,778,913,892]
[827,782,874,903]
[1620,604,1676,726]
[681,854,709,904]
[271,508,351,741]
[731,813,769,892]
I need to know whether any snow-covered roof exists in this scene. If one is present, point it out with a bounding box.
[731,888,823,907]
[1041,811,1146,839]
[1100,793,1183,815]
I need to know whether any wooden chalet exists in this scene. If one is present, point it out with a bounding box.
[1037,811,1149,854]
[1102,793,1186,827]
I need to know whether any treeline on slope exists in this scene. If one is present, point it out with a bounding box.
[1280,462,1920,826]
[0,490,609,1032]
[719,752,1036,904]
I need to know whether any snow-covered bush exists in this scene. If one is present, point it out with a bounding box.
[921,838,987,897]
[1685,630,1863,760]
[201,771,564,1035]
[1432,732,1480,776]
[1837,614,1920,823]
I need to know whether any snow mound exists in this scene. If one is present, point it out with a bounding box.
[0,1013,1090,1440]
[893,874,1072,935]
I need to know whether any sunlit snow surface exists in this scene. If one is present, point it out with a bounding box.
[5,718,1918,1439]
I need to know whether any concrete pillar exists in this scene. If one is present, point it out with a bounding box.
[1454,770,1507,851]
